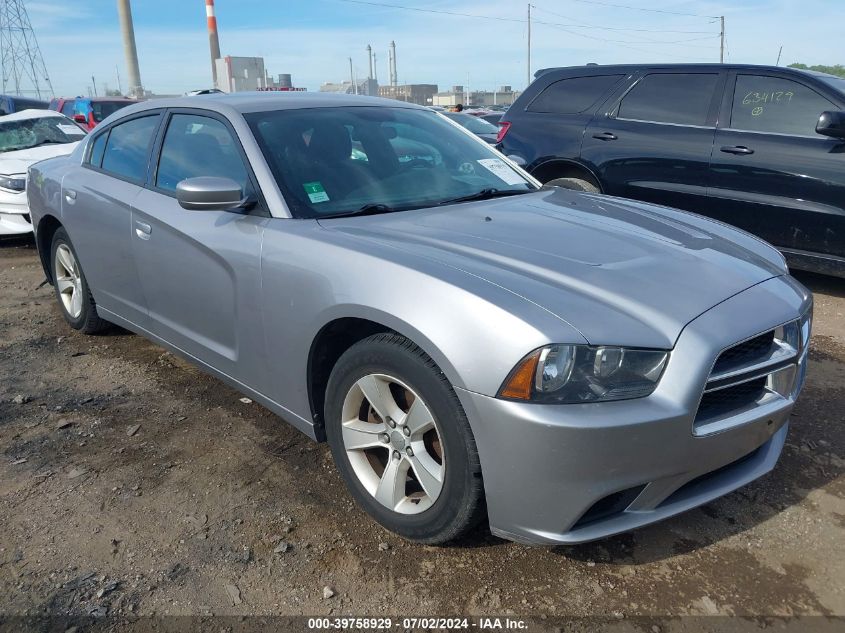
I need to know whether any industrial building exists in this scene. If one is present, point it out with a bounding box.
[213,56,303,93]
[433,86,521,108]
[378,84,438,106]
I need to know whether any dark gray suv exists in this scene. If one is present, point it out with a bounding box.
[499,64,845,277]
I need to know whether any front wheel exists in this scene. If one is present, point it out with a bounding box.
[324,334,485,543]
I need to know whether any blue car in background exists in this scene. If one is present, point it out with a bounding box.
[0,94,48,115]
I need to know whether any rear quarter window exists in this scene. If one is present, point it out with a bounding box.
[527,75,624,114]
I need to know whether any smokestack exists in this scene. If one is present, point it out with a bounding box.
[116,0,143,97]
[389,41,397,87]
[206,0,222,87]
[367,44,373,80]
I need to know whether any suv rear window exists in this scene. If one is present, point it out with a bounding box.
[617,73,719,126]
[527,75,624,114]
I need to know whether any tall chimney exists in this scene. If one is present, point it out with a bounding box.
[206,0,222,87]
[116,0,143,97]
[389,40,397,87]
[366,44,373,80]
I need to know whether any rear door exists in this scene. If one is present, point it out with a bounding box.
[581,70,726,213]
[61,111,162,328]
[708,71,845,260]
[130,109,268,383]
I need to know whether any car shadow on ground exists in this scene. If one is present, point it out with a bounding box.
[793,270,845,299]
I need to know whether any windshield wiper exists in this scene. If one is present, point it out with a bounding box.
[322,203,400,219]
[438,188,530,206]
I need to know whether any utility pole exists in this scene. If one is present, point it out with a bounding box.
[527,3,532,87]
[91,75,98,96]
[349,57,355,93]
[116,65,123,95]
[776,46,783,66]
[719,15,725,63]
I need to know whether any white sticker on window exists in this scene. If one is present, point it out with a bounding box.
[57,124,84,135]
[476,158,526,186]
[303,181,329,203]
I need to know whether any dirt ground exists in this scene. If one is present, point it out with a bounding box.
[1,233,843,625]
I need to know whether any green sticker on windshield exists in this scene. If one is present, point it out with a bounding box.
[303,181,329,203]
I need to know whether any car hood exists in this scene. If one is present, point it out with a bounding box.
[318,189,786,349]
[0,142,80,174]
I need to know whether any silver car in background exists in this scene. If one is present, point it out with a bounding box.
[27,93,812,545]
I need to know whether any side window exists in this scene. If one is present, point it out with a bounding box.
[155,113,249,193]
[60,101,76,117]
[101,115,160,182]
[617,73,719,126]
[731,75,835,136]
[527,75,624,114]
[88,132,109,167]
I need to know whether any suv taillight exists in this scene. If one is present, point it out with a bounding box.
[496,121,511,144]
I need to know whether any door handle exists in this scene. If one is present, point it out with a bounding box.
[592,132,618,141]
[64,189,77,204]
[720,145,755,155]
[134,220,152,241]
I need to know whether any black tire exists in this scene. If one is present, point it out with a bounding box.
[546,176,600,193]
[50,227,110,334]
[325,333,485,544]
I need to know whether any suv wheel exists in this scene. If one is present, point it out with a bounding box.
[325,333,485,543]
[546,177,600,193]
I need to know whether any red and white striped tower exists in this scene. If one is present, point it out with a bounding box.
[206,0,222,88]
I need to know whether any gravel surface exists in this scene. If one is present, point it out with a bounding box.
[1,233,843,621]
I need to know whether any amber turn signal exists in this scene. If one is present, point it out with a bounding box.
[498,349,541,400]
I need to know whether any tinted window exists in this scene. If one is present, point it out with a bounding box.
[618,73,719,126]
[528,75,624,114]
[101,115,159,181]
[88,132,108,167]
[731,75,836,136]
[156,114,249,193]
[60,101,76,117]
[92,101,130,123]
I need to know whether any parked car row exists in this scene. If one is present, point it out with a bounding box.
[24,90,812,546]
[497,64,845,277]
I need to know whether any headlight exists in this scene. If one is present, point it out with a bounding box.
[499,344,668,403]
[0,174,26,192]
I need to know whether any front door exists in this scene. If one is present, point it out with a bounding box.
[130,110,267,383]
[581,71,724,214]
[708,72,845,259]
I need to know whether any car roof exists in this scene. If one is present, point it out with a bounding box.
[113,91,429,119]
[0,108,68,122]
[534,63,842,81]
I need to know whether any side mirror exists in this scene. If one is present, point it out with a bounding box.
[176,176,245,211]
[816,111,845,139]
[73,114,87,123]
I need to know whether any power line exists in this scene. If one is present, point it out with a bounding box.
[569,0,720,19]
[531,3,717,33]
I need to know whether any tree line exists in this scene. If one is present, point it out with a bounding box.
[788,63,845,78]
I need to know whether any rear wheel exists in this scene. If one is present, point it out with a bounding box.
[325,334,485,543]
[51,228,109,334]
[546,176,600,193]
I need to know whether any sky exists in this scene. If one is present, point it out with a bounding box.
[19,0,845,98]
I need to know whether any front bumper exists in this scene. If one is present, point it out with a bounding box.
[0,195,32,235]
[458,275,811,545]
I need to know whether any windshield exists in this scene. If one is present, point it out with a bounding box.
[0,115,86,153]
[444,112,499,134]
[818,75,845,97]
[246,106,535,219]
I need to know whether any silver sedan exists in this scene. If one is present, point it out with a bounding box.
[27,93,812,545]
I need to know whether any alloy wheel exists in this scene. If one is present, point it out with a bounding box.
[340,373,445,514]
[54,244,83,319]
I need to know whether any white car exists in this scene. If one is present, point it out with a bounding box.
[0,109,86,235]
